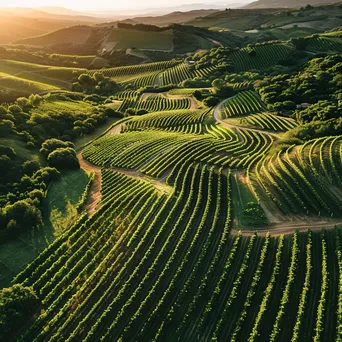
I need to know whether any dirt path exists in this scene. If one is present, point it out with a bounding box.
[232,219,342,236]
[107,123,123,134]
[213,98,279,139]
[111,167,173,195]
[77,153,102,216]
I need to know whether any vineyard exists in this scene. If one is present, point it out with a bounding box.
[219,90,266,119]
[12,189,342,341]
[2,21,342,342]
[252,136,342,216]
[229,43,294,72]
[244,112,298,131]
[306,37,342,53]
[117,94,192,113]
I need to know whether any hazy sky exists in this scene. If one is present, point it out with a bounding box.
[0,0,247,10]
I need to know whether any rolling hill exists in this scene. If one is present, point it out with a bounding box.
[12,23,239,54]
[246,0,338,8]
[186,3,342,33]
[0,7,100,44]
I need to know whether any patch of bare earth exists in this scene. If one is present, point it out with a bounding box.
[107,124,123,134]
[77,153,102,216]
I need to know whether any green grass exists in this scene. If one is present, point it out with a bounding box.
[0,59,49,75]
[0,169,89,288]
[0,135,44,163]
[168,88,213,96]
[0,72,59,94]
[107,28,173,51]
[32,99,95,117]
[14,26,93,46]
[75,117,119,150]
[231,173,267,228]
[15,71,71,89]
[43,168,90,237]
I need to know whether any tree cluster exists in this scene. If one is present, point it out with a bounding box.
[73,73,119,95]
[0,285,40,340]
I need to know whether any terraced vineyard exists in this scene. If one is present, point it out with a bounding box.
[220,90,266,118]
[252,136,342,216]
[244,112,298,131]
[306,37,342,52]
[3,28,342,342]
[13,195,342,342]
[230,43,294,72]
[89,60,179,80]
[117,93,192,112]
[121,109,208,133]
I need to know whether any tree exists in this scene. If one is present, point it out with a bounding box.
[0,145,16,159]
[47,147,80,170]
[291,37,308,50]
[0,120,14,136]
[193,90,203,100]
[0,106,8,116]
[212,78,225,91]
[203,96,220,107]
[2,200,42,237]
[22,160,40,176]
[32,167,60,183]
[40,138,74,157]
[78,74,94,87]
[0,285,39,340]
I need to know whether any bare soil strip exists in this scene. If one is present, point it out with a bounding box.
[107,123,123,134]
[232,220,342,236]
[77,153,102,216]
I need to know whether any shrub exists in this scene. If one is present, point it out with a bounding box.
[0,285,39,340]
[40,138,74,157]
[47,147,80,170]
[203,96,220,107]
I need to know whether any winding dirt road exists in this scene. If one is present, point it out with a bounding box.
[77,153,102,216]
[76,99,342,235]
[213,98,279,139]
[232,219,342,236]
[214,99,342,235]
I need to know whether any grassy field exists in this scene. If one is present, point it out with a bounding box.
[14,26,93,46]
[0,72,59,94]
[106,28,174,51]
[0,169,89,288]
[75,117,119,149]
[0,59,49,75]
[43,168,89,237]
[0,136,44,163]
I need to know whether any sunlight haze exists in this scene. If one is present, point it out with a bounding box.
[0,0,248,10]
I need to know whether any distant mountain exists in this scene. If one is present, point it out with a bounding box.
[35,6,86,16]
[246,0,336,8]
[0,7,98,22]
[121,10,221,26]
[0,7,100,44]
[186,2,342,31]
[83,1,250,18]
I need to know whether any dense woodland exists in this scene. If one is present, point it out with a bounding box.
[0,2,342,341]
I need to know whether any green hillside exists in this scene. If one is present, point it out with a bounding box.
[246,0,337,8]
[13,25,95,46]
[106,28,174,51]
[187,3,342,34]
[1,5,342,342]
